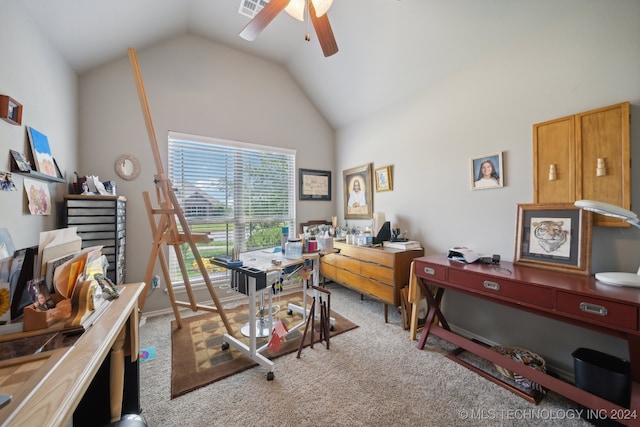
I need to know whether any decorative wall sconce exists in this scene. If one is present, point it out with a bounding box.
[548,164,557,181]
[596,158,606,177]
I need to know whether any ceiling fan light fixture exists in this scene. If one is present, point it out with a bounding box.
[285,0,332,21]
[311,0,333,17]
[285,0,305,21]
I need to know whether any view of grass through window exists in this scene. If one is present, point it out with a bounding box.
[168,132,295,283]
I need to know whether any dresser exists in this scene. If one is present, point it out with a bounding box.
[414,254,640,423]
[321,241,423,320]
[64,195,126,284]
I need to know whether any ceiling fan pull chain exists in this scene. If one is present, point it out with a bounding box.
[305,0,311,41]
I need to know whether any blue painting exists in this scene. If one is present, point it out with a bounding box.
[27,127,57,177]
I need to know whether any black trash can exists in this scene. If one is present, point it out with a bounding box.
[572,347,631,426]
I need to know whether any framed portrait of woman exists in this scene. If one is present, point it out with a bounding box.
[343,163,373,219]
[470,152,504,190]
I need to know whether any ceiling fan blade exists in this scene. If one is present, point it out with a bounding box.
[239,0,290,41]
[309,1,338,57]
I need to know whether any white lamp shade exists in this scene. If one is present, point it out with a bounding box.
[312,0,333,17]
[285,0,333,21]
[285,0,305,21]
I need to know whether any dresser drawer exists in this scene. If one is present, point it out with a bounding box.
[322,253,338,266]
[359,277,394,304]
[320,263,337,280]
[414,261,447,282]
[361,262,393,284]
[557,292,638,330]
[449,270,553,309]
[336,255,360,273]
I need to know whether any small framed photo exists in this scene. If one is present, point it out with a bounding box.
[471,152,504,190]
[514,203,592,275]
[343,163,373,219]
[374,165,393,192]
[10,149,32,172]
[299,168,331,201]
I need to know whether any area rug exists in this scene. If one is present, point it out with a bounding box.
[171,292,358,398]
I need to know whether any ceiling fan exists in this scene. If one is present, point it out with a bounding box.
[239,0,339,57]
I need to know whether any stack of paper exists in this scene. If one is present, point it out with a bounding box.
[382,240,422,250]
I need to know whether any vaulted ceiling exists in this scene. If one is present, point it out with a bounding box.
[18,0,578,129]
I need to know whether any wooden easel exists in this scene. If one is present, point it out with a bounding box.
[127,47,233,333]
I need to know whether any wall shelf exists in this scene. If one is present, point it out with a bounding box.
[14,169,66,183]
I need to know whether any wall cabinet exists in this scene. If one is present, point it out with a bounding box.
[64,195,126,284]
[320,241,423,320]
[533,101,630,227]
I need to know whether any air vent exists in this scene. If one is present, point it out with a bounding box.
[239,0,270,18]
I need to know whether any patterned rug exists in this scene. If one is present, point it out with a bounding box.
[171,292,358,398]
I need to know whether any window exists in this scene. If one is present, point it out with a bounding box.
[168,131,296,284]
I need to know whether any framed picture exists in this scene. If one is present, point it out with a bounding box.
[27,126,58,178]
[299,168,331,201]
[343,163,373,219]
[471,151,504,190]
[9,150,32,172]
[514,203,592,275]
[374,165,393,192]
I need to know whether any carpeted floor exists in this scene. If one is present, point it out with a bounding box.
[139,283,591,426]
[171,292,358,398]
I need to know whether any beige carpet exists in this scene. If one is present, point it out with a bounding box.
[170,292,358,398]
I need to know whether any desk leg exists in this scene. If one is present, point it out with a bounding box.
[417,286,446,350]
[627,335,640,426]
[110,326,126,422]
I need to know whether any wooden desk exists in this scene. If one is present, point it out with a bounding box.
[414,255,640,425]
[0,282,144,427]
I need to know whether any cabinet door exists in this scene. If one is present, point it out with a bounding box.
[576,102,630,227]
[533,115,576,203]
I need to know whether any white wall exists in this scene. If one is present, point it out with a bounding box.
[78,34,335,312]
[0,1,78,249]
[336,0,640,373]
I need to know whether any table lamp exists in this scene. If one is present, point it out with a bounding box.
[574,199,640,287]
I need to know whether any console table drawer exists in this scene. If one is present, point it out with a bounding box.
[449,270,553,309]
[414,261,447,282]
[557,292,638,330]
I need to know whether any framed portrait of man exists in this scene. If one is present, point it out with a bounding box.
[343,163,373,219]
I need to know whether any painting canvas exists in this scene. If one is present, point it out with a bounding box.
[27,126,58,177]
[24,178,52,215]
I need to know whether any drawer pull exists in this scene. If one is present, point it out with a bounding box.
[483,280,500,291]
[580,302,608,317]
[423,267,436,275]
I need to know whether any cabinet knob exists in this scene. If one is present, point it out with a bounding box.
[596,158,606,177]
[548,164,557,181]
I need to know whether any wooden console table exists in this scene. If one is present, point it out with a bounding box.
[0,282,144,426]
[321,242,423,321]
[414,255,640,425]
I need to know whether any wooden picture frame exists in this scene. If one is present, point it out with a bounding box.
[10,150,32,172]
[374,165,393,192]
[471,151,504,190]
[514,203,592,275]
[299,168,331,201]
[343,163,373,219]
[0,95,22,125]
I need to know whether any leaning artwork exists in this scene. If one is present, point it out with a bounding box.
[27,126,58,178]
[24,178,52,215]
